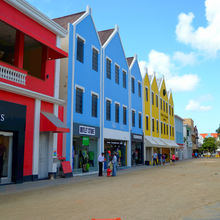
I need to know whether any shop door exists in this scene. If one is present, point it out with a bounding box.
[39,133,49,179]
[0,132,13,184]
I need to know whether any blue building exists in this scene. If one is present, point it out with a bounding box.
[54,7,102,174]
[127,55,144,166]
[175,114,184,160]
[98,25,131,167]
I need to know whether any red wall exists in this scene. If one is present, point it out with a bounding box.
[0,90,34,176]
[41,101,54,113]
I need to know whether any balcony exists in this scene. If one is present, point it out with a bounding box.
[0,61,27,85]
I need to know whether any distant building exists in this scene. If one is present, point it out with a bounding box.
[175,115,184,160]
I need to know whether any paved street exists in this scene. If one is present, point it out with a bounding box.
[1,158,220,220]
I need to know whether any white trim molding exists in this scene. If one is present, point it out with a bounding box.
[76,34,86,43]
[75,84,85,92]
[91,45,100,53]
[105,97,112,103]
[91,91,99,98]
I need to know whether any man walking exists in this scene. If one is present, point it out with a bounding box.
[98,152,104,176]
[153,152,158,166]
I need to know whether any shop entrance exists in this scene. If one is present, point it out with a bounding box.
[0,132,13,184]
[39,133,49,179]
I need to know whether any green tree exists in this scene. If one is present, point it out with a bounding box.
[216,124,220,135]
[201,137,217,153]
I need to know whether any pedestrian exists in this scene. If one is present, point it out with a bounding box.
[98,152,104,176]
[172,154,176,165]
[162,154,166,166]
[112,152,117,176]
[153,152,158,166]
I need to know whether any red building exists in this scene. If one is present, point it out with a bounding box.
[0,0,69,184]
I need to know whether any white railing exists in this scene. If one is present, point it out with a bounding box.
[0,63,26,85]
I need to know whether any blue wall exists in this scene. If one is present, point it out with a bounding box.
[103,32,129,132]
[130,59,143,135]
[175,116,184,144]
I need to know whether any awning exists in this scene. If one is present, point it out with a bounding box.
[145,136,158,147]
[160,139,179,148]
[40,112,69,133]
[48,45,68,60]
[154,137,166,147]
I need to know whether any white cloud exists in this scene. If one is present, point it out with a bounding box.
[167,74,199,92]
[139,60,148,78]
[176,0,220,56]
[173,51,197,66]
[185,99,212,111]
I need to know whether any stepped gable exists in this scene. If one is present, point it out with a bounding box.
[53,11,86,30]
[98,29,115,45]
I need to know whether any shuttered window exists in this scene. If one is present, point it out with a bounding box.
[92,94,98,117]
[77,37,84,63]
[76,88,83,113]
[106,58,111,79]
[92,48,98,71]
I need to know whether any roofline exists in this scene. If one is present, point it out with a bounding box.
[5,0,68,37]
[174,114,184,121]
[102,25,118,48]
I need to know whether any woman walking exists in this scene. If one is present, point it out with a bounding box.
[112,152,117,176]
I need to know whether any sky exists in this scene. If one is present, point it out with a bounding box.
[26,0,220,133]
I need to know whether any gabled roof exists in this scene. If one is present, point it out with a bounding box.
[156,78,163,90]
[98,29,115,46]
[127,57,134,67]
[53,11,86,30]
[149,74,153,84]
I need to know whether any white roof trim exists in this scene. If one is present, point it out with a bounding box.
[5,0,67,37]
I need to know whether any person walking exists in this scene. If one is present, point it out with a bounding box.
[112,152,117,176]
[153,152,158,166]
[172,154,176,165]
[98,152,104,176]
[162,154,166,166]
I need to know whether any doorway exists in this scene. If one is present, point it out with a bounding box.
[0,132,13,184]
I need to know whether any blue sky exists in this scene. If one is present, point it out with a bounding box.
[27,0,220,133]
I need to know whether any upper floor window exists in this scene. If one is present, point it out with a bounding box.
[146,116,149,130]
[170,125,171,136]
[163,100,165,112]
[77,37,84,63]
[123,71,126,88]
[115,64,119,84]
[166,102,168,113]
[169,105,171,115]
[131,77,135,93]
[139,113,142,129]
[138,82,141,97]
[160,98,162,110]
[115,103,119,123]
[145,87,148,101]
[172,107,174,116]
[92,48,98,72]
[106,99,111,121]
[76,87,83,114]
[164,123,166,135]
[161,122,163,134]
[172,127,174,137]
[132,110,135,127]
[152,92,154,105]
[91,94,98,117]
[156,120,159,133]
[156,95,158,108]
[166,124,168,135]
[152,118,155,132]
[123,106,127,125]
[187,129,189,137]
[106,58,111,79]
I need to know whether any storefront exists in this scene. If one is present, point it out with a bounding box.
[104,139,127,168]
[72,123,99,174]
[131,133,144,166]
[0,100,26,184]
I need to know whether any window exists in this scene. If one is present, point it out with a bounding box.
[156,120,159,133]
[187,129,189,136]
[172,127,174,137]
[169,105,171,115]
[91,94,98,117]
[115,103,119,123]
[170,125,171,136]
[164,123,166,135]
[145,87,148,101]
[131,77,135,93]
[152,118,155,132]
[146,116,149,130]
[163,100,165,111]
[152,92,154,105]
[132,110,135,127]
[138,82,141,97]
[123,71,126,88]
[160,98,162,110]
[166,102,168,113]
[123,106,127,125]
[92,48,98,71]
[115,64,119,84]
[106,100,111,121]
[156,95,158,107]
[139,113,142,129]
[161,122,163,134]
[172,107,174,116]
[166,124,168,135]
[77,37,84,63]
[106,58,111,79]
[76,88,83,114]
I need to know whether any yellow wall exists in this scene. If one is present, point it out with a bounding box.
[143,73,151,136]
[151,76,159,138]
[159,79,169,140]
[169,93,175,140]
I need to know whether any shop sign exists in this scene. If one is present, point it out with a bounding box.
[133,134,142,140]
[0,114,5,122]
[79,125,95,136]
[161,113,168,122]
[82,136,90,146]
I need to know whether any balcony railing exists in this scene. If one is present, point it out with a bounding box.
[0,61,27,85]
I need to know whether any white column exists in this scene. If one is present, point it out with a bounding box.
[127,140,131,167]
[48,132,54,173]
[32,99,41,176]
[54,36,61,99]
